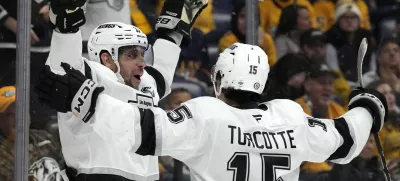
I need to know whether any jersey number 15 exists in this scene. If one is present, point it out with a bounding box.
[227,152,290,181]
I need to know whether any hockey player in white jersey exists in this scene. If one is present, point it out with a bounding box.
[36,0,208,180]
[38,42,388,181]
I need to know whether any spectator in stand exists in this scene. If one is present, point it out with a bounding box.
[0,1,55,129]
[299,29,351,105]
[274,4,312,60]
[258,0,316,36]
[0,1,51,84]
[363,38,400,96]
[219,1,277,67]
[325,2,374,83]
[328,134,386,181]
[367,0,400,40]
[313,0,371,32]
[295,64,345,176]
[0,86,67,181]
[367,81,400,180]
[263,53,308,101]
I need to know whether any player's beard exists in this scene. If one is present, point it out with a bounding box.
[125,76,140,89]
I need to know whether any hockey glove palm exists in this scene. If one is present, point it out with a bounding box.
[348,87,388,133]
[156,0,208,45]
[49,0,86,33]
[36,63,104,123]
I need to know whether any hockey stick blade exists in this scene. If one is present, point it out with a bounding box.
[357,38,368,88]
[357,38,392,181]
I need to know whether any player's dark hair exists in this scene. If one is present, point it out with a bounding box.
[376,37,399,74]
[222,88,262,105]
[377,37,399,57]
[215,71,262,105]
[275,4,308,38]
[166,88,192,105]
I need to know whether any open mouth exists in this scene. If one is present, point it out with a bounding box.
[134,74,142,80]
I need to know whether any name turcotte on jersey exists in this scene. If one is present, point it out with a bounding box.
[228,125,297,150]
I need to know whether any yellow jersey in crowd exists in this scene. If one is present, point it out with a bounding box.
[313,0,371,32]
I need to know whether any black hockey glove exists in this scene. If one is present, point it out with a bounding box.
[348,87,388,133]
[156,0,208,46]
[49,0,86,33]
[36,62,104,123]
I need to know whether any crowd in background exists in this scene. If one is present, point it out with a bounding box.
[1,0,400,181]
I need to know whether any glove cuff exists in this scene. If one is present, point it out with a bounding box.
[71,79,103,123]
[348,92,385,132]
[50,6,85,33]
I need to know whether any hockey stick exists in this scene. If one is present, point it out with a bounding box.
[357,38,392,181]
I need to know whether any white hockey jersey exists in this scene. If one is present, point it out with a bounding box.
[45,31,180,180]
[89,96,374,181]
[81,0,131,41]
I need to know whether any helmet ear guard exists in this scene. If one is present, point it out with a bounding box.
[211,68,224,97]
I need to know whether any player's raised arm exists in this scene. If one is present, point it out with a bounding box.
[35,62,207,156]
[304,87,387,164]
[142,0,208,99]
[45,0,87,75]
[92,95,207,160]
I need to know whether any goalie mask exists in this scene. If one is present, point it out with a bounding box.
[211,43,270,97]
[87,22,148,84]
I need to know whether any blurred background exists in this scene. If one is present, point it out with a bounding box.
[1,0,400,180]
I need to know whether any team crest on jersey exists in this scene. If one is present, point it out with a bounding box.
[141,87,155,97]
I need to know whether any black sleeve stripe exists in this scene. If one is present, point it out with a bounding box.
[328,117,354,160]
[144,66,166,98]
[84,61,93,80]
[135,108,157,156]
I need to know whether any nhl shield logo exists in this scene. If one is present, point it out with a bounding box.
[254,82,260,90]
